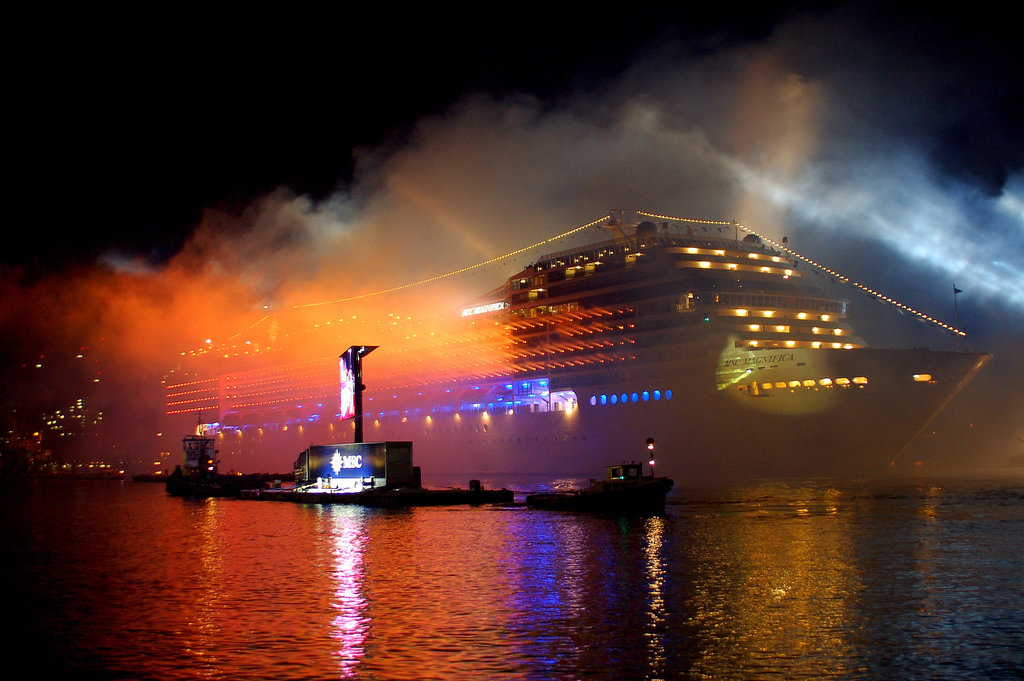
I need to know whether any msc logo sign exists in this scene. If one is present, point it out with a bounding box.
[330,451,363,475]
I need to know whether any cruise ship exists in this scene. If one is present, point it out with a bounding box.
[163,211,990,482]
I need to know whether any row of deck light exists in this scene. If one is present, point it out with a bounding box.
[739,222,966,337]
[639,211,967,338]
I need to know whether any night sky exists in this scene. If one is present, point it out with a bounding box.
[4,2,1023,468]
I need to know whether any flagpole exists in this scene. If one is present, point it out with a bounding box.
[953,285,963,350]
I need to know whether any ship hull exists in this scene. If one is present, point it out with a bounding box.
[365,347,987,483]
[210,344,989,484]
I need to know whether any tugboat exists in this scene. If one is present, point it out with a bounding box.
[165,430,286,498]
[525,462,674,514]
[165,428,231,497]
[165,420,269,498]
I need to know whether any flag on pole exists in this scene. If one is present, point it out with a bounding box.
[953,286,963,295]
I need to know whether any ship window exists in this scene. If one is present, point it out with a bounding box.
[775,382,787,389]
[788,380,801,388]
[761,382,773,390]
[913,374,932,382]
[642,391,650,401]
[631,392,638,402]
[802,379,816,387]
[836,378,851,385]
[853,376,868,384]
[819,378,833,386]
[600,394,608,405]
[653,390,661,400]
[621,394,628,404]
[610,394,618,404]
[665,390,672,399]
[590,395,597,406]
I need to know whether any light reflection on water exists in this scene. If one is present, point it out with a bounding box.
[327,507,368,678]
[1,477,1022,680]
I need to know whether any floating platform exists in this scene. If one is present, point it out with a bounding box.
[238,485,513,508]
[166,437,513,507]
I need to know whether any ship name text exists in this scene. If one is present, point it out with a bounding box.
[721,352,796,368]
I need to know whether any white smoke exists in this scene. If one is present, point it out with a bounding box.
[206,27,1023,319]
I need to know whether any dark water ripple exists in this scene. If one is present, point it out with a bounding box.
[2,476,1022,680]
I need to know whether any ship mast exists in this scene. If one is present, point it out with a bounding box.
[605,209,633,243]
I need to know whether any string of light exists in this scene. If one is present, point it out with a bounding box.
[291,215,610,310]
[226,314,272,342]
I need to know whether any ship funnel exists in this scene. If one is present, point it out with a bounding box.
[635,221,658,240]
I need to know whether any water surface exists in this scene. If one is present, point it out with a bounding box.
[2,476,1021,680]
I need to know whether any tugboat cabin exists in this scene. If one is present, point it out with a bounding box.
[608,462,645,481]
